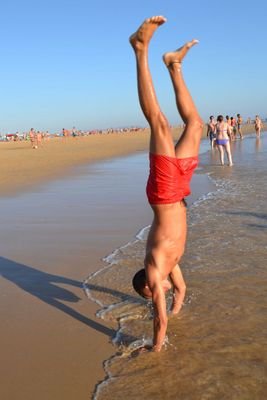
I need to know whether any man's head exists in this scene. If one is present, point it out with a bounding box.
[132,269,152,299]
[132,268,172,299]
[217,115,224,122]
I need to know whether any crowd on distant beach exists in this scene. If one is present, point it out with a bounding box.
[1,126,145,148]
[1,115,264,157]
[61,126,143,138]
[207,114,264,166]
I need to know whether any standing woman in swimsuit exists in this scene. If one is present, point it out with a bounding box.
[215,115,233,166]
[130,16,203,352]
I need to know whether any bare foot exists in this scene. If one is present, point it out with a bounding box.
[129,16,167,50]
[163,39,199,67]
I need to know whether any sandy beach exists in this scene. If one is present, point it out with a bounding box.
[0,124,257,196]
[0,128,163,196]
[0,124,259,400]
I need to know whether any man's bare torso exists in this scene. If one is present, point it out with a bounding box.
[145,201,187,278]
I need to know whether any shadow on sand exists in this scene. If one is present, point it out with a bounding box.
[0,257,139,339]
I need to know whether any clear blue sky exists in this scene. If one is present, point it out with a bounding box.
[1,0,266,133]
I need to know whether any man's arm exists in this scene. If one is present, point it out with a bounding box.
[169,264,186,314]
[146,267,168,352]
[151,283,168,351]
[132,282,167,356]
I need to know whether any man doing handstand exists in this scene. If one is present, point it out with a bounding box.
[130,16,203,352]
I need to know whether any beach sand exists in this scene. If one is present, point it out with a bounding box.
[0,128,157,196]
[0,124,257,196]
[0,124,258,399]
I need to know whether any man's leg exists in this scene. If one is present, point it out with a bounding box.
[130,16,175,157]
[163,42,203,158]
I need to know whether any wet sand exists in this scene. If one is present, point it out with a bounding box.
[0,124,258,399]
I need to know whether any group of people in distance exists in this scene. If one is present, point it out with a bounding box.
[29,128,43,149]
[207,114,263,167]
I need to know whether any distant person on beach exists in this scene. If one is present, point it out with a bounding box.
[36,131,42,147]
[255,115,262,137]
[225,115,233,141]
[29,128,37,149]
[62,128,70,138]
[237,114,243,139]
[207,116,216,148]
[215,115,233,166]
[230,116,237,140]
[130,16,203,352]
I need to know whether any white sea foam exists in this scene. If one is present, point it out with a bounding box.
[135,225,150,241]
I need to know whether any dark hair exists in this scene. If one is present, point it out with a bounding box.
[209,116,214,120]
[132,268,147,297]
[217,115,224,122]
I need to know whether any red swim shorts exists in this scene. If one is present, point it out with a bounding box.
[146,153,198,205]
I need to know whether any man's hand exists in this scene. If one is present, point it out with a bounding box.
[146,266,168,352]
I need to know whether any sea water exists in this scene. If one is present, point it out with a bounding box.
[85,133,267,400]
